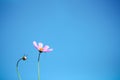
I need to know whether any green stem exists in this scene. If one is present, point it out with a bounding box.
[16,58,22,80]
[38,53,41,80]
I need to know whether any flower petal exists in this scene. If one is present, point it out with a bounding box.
[44,48,53,52]
[33,41,39,49]
[43,45,49,50]
[38,42,43,48]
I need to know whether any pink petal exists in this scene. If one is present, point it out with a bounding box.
[38,42,43,48]
[44,48,53,52]
[33,41,39,49]
[43,45,49,51]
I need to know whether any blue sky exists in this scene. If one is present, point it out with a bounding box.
[0,0,120,80]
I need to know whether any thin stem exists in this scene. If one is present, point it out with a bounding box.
[16,58,22,80]
[38,53,41,80]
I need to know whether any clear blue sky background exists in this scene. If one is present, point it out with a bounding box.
[0,0,120,80]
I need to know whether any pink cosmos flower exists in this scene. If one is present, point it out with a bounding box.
[33,41,53,53]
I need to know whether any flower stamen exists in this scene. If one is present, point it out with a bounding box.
[39,48,43,53]
[40,48,43,51]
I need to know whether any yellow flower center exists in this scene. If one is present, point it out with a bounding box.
[39,48,43,51]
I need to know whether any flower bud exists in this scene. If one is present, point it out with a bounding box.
[22,56,27,60]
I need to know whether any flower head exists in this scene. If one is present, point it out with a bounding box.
[33,41,53,53]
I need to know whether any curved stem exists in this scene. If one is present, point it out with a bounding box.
[38,53,41,80]
[16,58,22,80]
